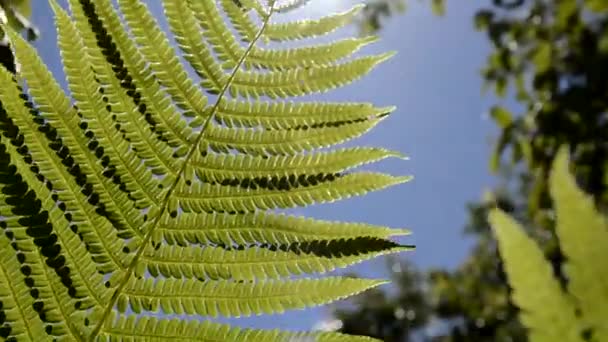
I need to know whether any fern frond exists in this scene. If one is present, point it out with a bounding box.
[117,0,208,119]
[103,313,378,341]
[54,3,162,212]
[139,238,412,281]
[245,36,379,70]
[173,172,411,213]
[263,5,364,41]
[210,99,393,131]
[230,53,394,99]
[0,0,409,339]
[0,206,49,341]
[0,70,115,339]
[240,0,271,19]
[82,0,196,157]
[187,0,244,69]
[550,149,608,341]
[66,0,183,175]
[163,0,227,94]
[197,1,363,73]
[155,212,410,247]
[204,118,386,155]
[192,147,405,183]
[0,32,135,273]
[489,210,583,342]
[220,0,259,43]
[119,277,386,317]
[274,0,313,13]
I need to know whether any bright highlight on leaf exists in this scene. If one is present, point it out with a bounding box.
[490,148,608,342]
[0,0,410,340]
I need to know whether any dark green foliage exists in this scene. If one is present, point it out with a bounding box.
[354,0,443,35]
[481,0,608,216]
[0,0,37,72]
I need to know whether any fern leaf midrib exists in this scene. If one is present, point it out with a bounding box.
[245,37,377,70]
[192,148,400,176]
[88,3,277,339]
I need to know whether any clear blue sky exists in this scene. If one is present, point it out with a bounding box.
[31,0,501,333]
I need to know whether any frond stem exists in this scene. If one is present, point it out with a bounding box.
[87,2,277,339]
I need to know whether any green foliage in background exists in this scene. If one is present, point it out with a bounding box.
[0,0,34,37]
[334,258,431,341]
[0,0,411,340]
[490,148,608,342]
[355,0,444,35]
[480,0,608,217]
[338,1,608,341]
[0,0,36,73]
[433,1,608,340]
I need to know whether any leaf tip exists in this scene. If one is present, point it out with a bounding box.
[396,175,414,185]
[362,35,380,45]
[378,51,397,63]
[390,228,412,236]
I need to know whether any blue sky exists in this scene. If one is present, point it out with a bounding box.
[30,0,501,333]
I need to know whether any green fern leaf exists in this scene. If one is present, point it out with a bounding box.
[203,118,388,155]
[489,210,583,342]
[138,238,412,281]
[154,211,410,247]
[491,150,608,342]
[550,149,608,341]
[172,172,411,213]
[263,5,365,42]
[0,200,49,341]
[220,0,258,44]
[119,277,386,317]
[0,0,410,340]
[117,0,209,118]
[102,313,378,341]
[163,0,227,93]
[192,147,406,182]
[210,99,394,130]
[230,53,394,99]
